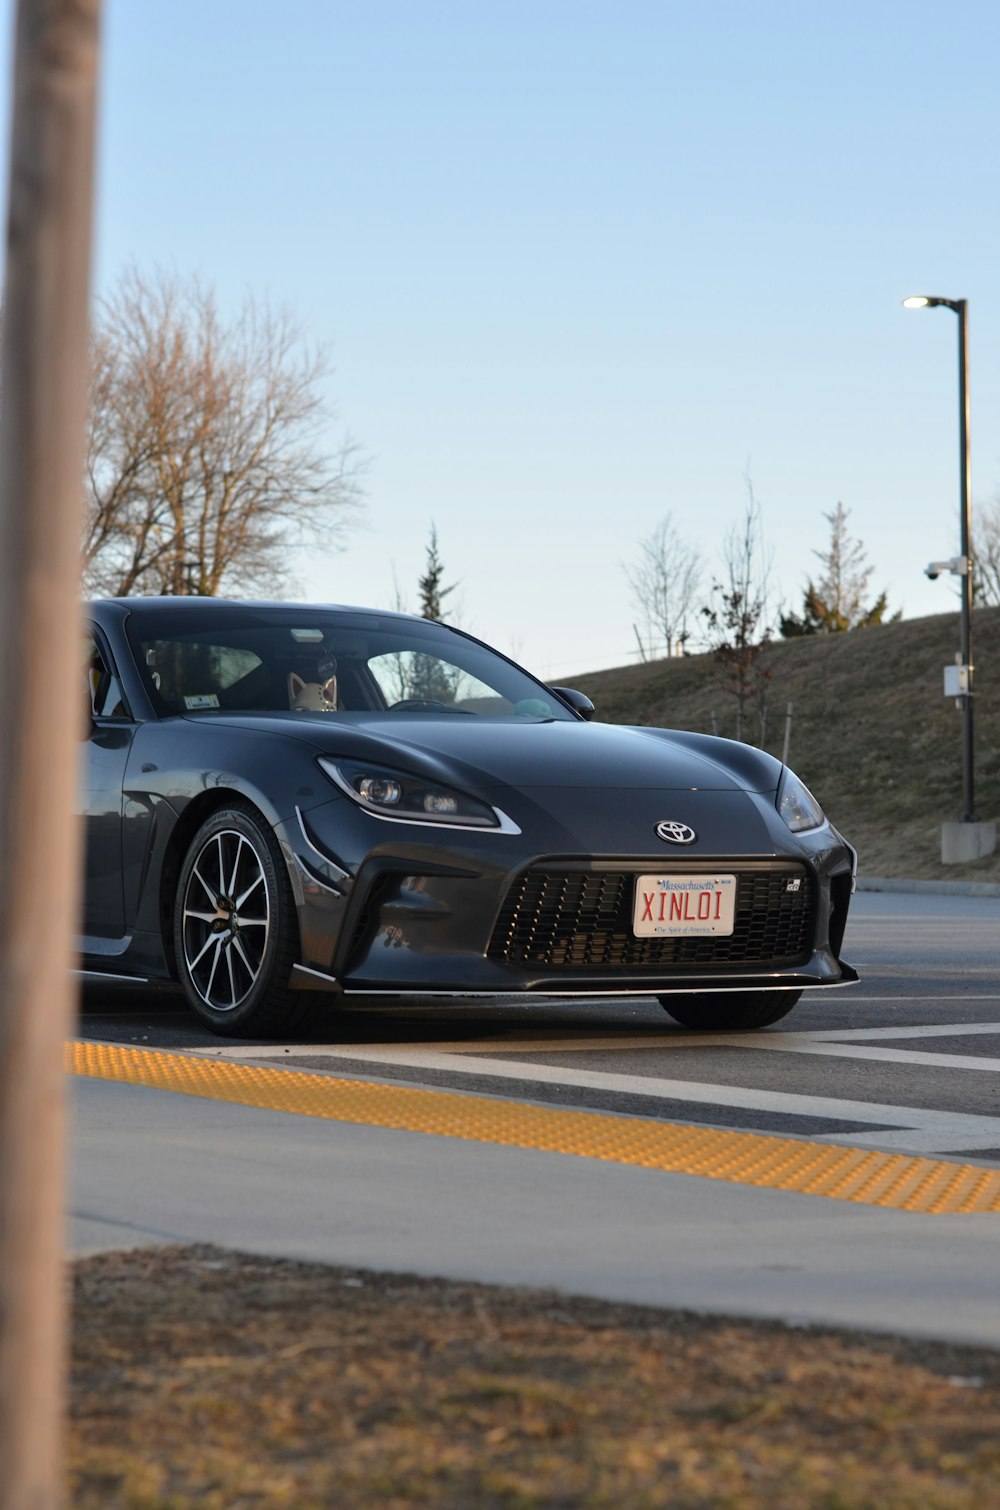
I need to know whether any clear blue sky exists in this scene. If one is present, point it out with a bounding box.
[6,1,1000,678]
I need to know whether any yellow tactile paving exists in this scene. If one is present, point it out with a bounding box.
[68,1039,1000,1215]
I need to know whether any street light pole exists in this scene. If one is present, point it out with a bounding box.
[903,294,976,824]
[955,298,975,821]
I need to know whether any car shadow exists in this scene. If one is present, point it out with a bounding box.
[77,980,669,1052]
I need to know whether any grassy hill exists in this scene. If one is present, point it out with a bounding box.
[571,607,1000,883]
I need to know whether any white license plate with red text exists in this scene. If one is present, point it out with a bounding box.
[633,874,737,937]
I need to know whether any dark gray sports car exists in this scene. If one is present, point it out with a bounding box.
[82,597,857,1036]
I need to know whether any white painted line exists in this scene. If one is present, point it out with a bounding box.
[446,1021,1000,1055]
[198,1034,687,1059]
[191,1041,1000,1156]
[849,917,1000,923]
[797,1023,1000,1039]
[199,1019,1000,1062]
[821,1127,1000,1154]
[854,967,1000,976]
[720,1037,1000,1073]
[835,995,1000,1001]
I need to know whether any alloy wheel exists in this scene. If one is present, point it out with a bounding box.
[181,829,271,1012]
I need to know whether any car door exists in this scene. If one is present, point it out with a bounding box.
[81,629,136,941]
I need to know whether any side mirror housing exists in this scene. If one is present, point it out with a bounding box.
[551,686,595,721]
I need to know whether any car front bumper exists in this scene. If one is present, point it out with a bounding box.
[275,792,858,1000]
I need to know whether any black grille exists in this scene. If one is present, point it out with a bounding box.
[487,866,816,970]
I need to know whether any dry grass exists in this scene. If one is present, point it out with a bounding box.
[71,1245,1000,1508]
[572,607,1000,882]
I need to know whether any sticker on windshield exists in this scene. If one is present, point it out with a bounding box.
[184,693,220,710]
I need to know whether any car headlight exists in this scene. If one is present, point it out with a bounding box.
[318,757,499,827]
[777,769,825,833]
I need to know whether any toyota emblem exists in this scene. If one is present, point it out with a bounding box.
[655,820,697,845]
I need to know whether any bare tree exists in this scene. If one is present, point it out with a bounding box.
[701,475,773,742]
[624,515,702,661]
[973,495,1000,608]
[82,267,363,597]
[780,501,893,635]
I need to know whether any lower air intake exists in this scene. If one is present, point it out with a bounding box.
[487,865,815,970]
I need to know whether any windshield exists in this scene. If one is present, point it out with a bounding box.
[125,607,577,721]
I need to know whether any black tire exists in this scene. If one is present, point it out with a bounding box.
[173,803,320,1038]
[659,990,802,1031]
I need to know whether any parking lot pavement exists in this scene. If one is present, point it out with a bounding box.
[68,888,1000,1343]
[79,888,1000,1160]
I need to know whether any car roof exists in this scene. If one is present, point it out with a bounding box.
[89,596,431,627]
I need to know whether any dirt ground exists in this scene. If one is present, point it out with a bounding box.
[69,1244,1000,1509]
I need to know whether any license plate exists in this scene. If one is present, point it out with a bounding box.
[633,874,737,937]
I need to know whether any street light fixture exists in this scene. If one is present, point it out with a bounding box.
[903,293,979,834]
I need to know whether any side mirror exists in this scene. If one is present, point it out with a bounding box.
[551,686,595,721]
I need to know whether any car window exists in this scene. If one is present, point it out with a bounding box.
[143,639,265,712]
[125,611,575,721]
[84,634,129,720]
[367,651,514,714]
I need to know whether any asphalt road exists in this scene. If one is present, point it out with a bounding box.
[70,889,1000,1344]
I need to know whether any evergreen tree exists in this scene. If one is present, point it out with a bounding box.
[781,503,895,636]
[418,524,455,621]
[409,525,459,701]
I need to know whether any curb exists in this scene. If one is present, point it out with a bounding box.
[856,875,1000,899]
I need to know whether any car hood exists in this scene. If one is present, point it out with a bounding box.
[183,712,781,794]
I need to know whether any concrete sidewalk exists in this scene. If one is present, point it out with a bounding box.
[69,1074,1000,1349]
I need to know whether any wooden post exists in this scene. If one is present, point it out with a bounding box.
[0,3,101,1506]
[782,701,794,766]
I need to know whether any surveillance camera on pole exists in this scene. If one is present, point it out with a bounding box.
[924,556,969,582]
[926,555,975,698]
